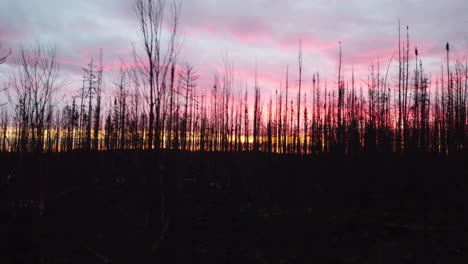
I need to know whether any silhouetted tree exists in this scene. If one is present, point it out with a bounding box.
[0,47,10,65]
[296,41,303,154]
[7,42,62,152]
[134,0,180,150]
[253,66,261,152]
[178,62,198,151]
[113,60,130,150]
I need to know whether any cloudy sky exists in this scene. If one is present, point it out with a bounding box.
[0,0,467,100]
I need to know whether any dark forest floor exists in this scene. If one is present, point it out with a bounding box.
[1,151,468,263]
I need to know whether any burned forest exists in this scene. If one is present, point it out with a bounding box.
[1,0,468,263]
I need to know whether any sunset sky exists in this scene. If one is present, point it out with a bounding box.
[0,0,467,101]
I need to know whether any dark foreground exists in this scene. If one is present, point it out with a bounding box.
[1,151,468,263]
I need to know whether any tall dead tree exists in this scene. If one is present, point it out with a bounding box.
[166,63,176,149]
[82,58,98,151]
[243,87,249,150]
[267,94,273,153]
[337,41,345,153]
[397,21,403,151]
[283,66,289,153]
[253,66,261,152]
[93,50,103,150]
[178,62,199,151]
[113,61,130,149]
[296,41,303,154]
[134,0,180,150]
[446,42,454,153]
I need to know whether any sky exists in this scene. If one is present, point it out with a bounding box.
[0,0,467,103]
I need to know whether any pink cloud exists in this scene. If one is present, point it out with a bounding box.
[236,67,283,89]
[0,25,21,43]
[229,20,272,44]
[424,42,468,59]
[345,47,396,67]
[277,33,337,53]
[187,19,341,60]
[103,61,146,71]
[195,19,273,44]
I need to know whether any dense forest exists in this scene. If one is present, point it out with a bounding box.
[0,2,467,156]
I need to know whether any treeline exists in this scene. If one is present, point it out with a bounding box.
[0,1,467,155]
